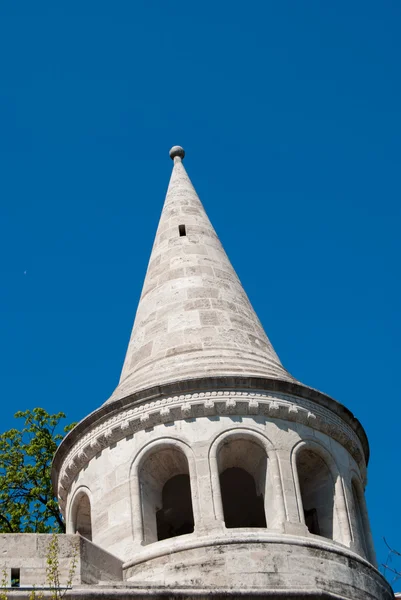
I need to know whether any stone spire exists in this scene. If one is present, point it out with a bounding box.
[108,146,296,402]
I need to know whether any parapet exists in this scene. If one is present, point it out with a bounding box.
[0,533,122,588]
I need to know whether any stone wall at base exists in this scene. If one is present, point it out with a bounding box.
[124,536,392,600]
[0,589,394,600]
[0,534,122,587]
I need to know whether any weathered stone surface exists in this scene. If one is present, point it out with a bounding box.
[123,536,392,599]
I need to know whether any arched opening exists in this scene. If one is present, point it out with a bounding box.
[139,446,194,545]
[156,474,194,540]
[72,492,92,541]
[352,479,368,558]
[296,447,335,540]
[220,467,266,528]
[217,437,267,528]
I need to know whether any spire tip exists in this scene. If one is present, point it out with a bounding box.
[169,146,185,161]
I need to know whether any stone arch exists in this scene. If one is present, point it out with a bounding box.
[68,487,92,541]
[292,439,351,545]
[350,473,376,564]
[130,438,199,545]
[209,428,285,530]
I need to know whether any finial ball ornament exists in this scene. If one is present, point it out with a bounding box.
[169,145,185,160]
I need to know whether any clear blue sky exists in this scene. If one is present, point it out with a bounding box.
[1,0,400,576]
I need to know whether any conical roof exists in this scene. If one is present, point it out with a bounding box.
[107,146,296,403]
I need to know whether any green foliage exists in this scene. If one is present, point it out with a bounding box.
[29,587,44,600]
[0,409,75,533]
[45,534,78,600]
[0,569,7,600]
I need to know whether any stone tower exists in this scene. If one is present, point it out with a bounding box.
[52,146,392,599]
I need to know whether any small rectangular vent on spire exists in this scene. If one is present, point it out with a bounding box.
[178,224,186,237]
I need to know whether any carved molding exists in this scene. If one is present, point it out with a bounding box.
[56,389,365,513]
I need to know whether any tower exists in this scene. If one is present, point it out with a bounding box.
[52,146,392,599]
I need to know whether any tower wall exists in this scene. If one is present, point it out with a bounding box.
[54,381,390,599]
